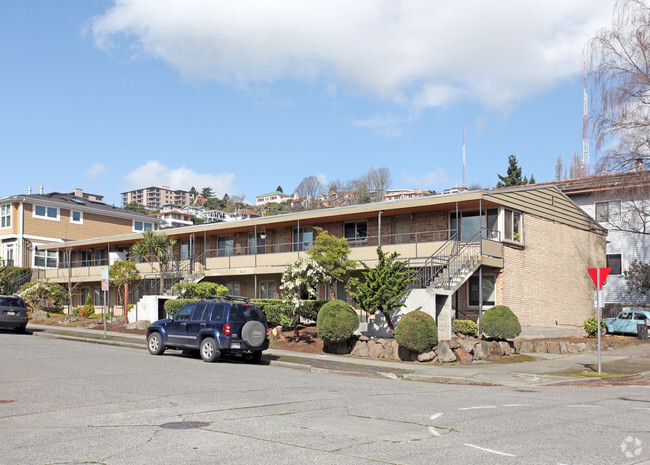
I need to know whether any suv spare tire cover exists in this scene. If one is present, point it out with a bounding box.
[241,320,266,347]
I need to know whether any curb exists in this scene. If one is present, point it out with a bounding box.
[33,331,147,349]
[403,373,501,386]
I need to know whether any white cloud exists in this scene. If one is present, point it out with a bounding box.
[316,173,328,187]
[351,114,407,138]
[402,169,450,190]
[85,163,107,181]
[123,161,236,198]
[91,1,612,109]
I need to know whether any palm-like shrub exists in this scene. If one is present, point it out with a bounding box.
[316,300,359,343]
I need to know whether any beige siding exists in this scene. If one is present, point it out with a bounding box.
[499,214,606,327]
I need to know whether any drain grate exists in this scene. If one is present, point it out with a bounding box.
[160,421,210,430]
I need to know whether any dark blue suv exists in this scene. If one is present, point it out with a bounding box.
[146,296,269,363]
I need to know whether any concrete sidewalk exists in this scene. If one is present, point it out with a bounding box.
[27,323,650,387]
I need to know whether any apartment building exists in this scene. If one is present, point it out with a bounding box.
[384,189,433,201]
[36,185,606,339]
[0,190,161,270]
[121,185,196,210]
[255,191,292,206]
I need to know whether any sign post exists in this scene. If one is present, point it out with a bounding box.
[588,267,611,374]
[101,266,109,338]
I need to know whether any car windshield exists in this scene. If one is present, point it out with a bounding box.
[229,304,265,323]
[0,297,25,307]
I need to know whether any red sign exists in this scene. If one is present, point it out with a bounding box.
[588,268,611,290]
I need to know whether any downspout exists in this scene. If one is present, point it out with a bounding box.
[378,211,383,247]
[18,200,24,267]
[297,219,300,258]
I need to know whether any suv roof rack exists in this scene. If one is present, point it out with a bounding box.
[205,295,251,302]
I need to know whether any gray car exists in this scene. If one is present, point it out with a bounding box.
[0,295,28,333]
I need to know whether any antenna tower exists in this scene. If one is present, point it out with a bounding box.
[462,125,467,187]
[583,63,590,177]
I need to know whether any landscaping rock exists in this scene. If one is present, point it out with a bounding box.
[513,338,523,352]
[472,341,489,360]
[59,315,77,324]
[546,342,561,354]
[559,341,570,354]
[488,341,502,357]
[377,338,390,349]
[575,342,588,352]
[418,350,436,363]
[533,340,548,353]
[519,341,534,353]
[31,311,49,320]
[454,348,473,364]
[369,342,385,359]
[358,335,370,342]
[447,339,461,350]
[358,341,370,358]
[350,340,364,357]
[499,341,512,356]
[458,338,474,354]
[112,317,125,324]
[126,320,151,330]
[437,341,457,363]
[586,341,597,351]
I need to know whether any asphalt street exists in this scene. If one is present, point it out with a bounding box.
[1,332,649,465]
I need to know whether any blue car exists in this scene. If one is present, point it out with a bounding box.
[146,296,269,363]
[603,310,650,335]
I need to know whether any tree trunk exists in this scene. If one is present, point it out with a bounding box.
[381,310,395,335]
[329,281,336,301]
[123,283,129,324]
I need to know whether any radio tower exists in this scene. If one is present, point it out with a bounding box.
[462,125,467,187]
[583,63,590,177]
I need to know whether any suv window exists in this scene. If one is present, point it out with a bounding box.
[633,313,648,320]
[210,303,225,322]
[174,306,193,321]
[190,303,209,321]
[229,304,265,322]
[0,297,26,307]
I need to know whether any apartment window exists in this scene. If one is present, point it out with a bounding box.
[34,205,59,221]
[344,222,368,242]
[71,210,83,224]
[94,249,107,266]
[248,232,266,255]
[260,282,276,299]
[218,236,234,257]
[226,282,241,296]
[607,254,622,275]
[293,228,314,251]
[133,220,154,232]
[94,288,105,307]
[504,209,522,243]
[468,275,496,307]
[81,250,92,267]
[595,201,621,223]
[450,209,499,241]
[80,288,89,307]
[34,250,58,269]
[0,204,11,228]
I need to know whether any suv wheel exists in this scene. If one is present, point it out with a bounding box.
[147,333,165,355]
[200,337,221,363]
[241,320,266,348]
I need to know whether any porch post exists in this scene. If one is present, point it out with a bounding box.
[478,266,483,333]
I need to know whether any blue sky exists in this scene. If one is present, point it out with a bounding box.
[0,1,615,206]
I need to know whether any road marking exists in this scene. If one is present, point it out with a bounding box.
[428,413,443,436]
[501,404,530,407]
[464,443,515,457]
[458,406,497,411]
[565,405,602,408]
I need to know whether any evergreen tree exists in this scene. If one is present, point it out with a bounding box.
[529,174,536,184]
[200,187,214,198]
[124,202,147,214]
[189,186,199,197]
[348,247,416,335]
[276,186,284,193]
[496,155,525,188]
[306,227,357,300]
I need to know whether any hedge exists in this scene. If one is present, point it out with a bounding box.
[481,305,522,340]
[452,319,478,337]
[395,311,438,353]
[164,298,199,316]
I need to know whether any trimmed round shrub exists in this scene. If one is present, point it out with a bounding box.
[164,298,199,316]
[395,311,438,353]
[316,300,359,343]
[481,305,522,339]
[452,319,478,337]
[584,317,606,336]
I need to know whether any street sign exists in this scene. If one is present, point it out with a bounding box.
[101,266,109,291]
[588,267,611,290]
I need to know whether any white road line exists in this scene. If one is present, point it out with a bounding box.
[501,404,530,407]
[429,413,443,421]
[458,406,497,410]
[464,443,515,457]
[565,405,602,408]
[428,413,443,436]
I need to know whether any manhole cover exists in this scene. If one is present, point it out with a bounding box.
[160,421,209,430]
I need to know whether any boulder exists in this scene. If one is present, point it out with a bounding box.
[59,315,77,324]
[358,341,370,358]
[438,341,457,363]
[369,342,385,359]
[126,320,151,330]
[472,341,489,360]
[519,341,534,353]
[575,342,588,352]
[397,345,412,361]
[499,341,512,356]
[358,335,370,342]
[586,341,597,351]
[533,340,548,353]
[418,350,436,363]
[350,340,365,357]
[31,311,50,320]
[377,338,390,349]
[458,338,475,354]
[488,341,502,357]
[454,348,473,364]
[559,341,570,354]
[546,342,561,354]
[447,339,461,350]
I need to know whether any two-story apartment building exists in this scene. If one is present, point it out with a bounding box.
[35,185,606,339]
[0,190,161,270]
[547,169,650,310]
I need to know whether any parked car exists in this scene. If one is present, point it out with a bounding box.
[603,310,650,335]
[146,296,269,363]
[0,295,28,333]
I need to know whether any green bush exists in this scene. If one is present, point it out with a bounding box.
[299,300,326,322]
[395,311,438,353]
[584,318,606,337]
[481,306,522,339]
[19,281,67,313]
[452,319,478,337]
[164,298,199,316]
[174,282,228,298]
[79,294,94,317]
[252,299,326,327]
[316,300,359,343]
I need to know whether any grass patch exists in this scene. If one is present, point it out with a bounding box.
[485,354,536,364]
